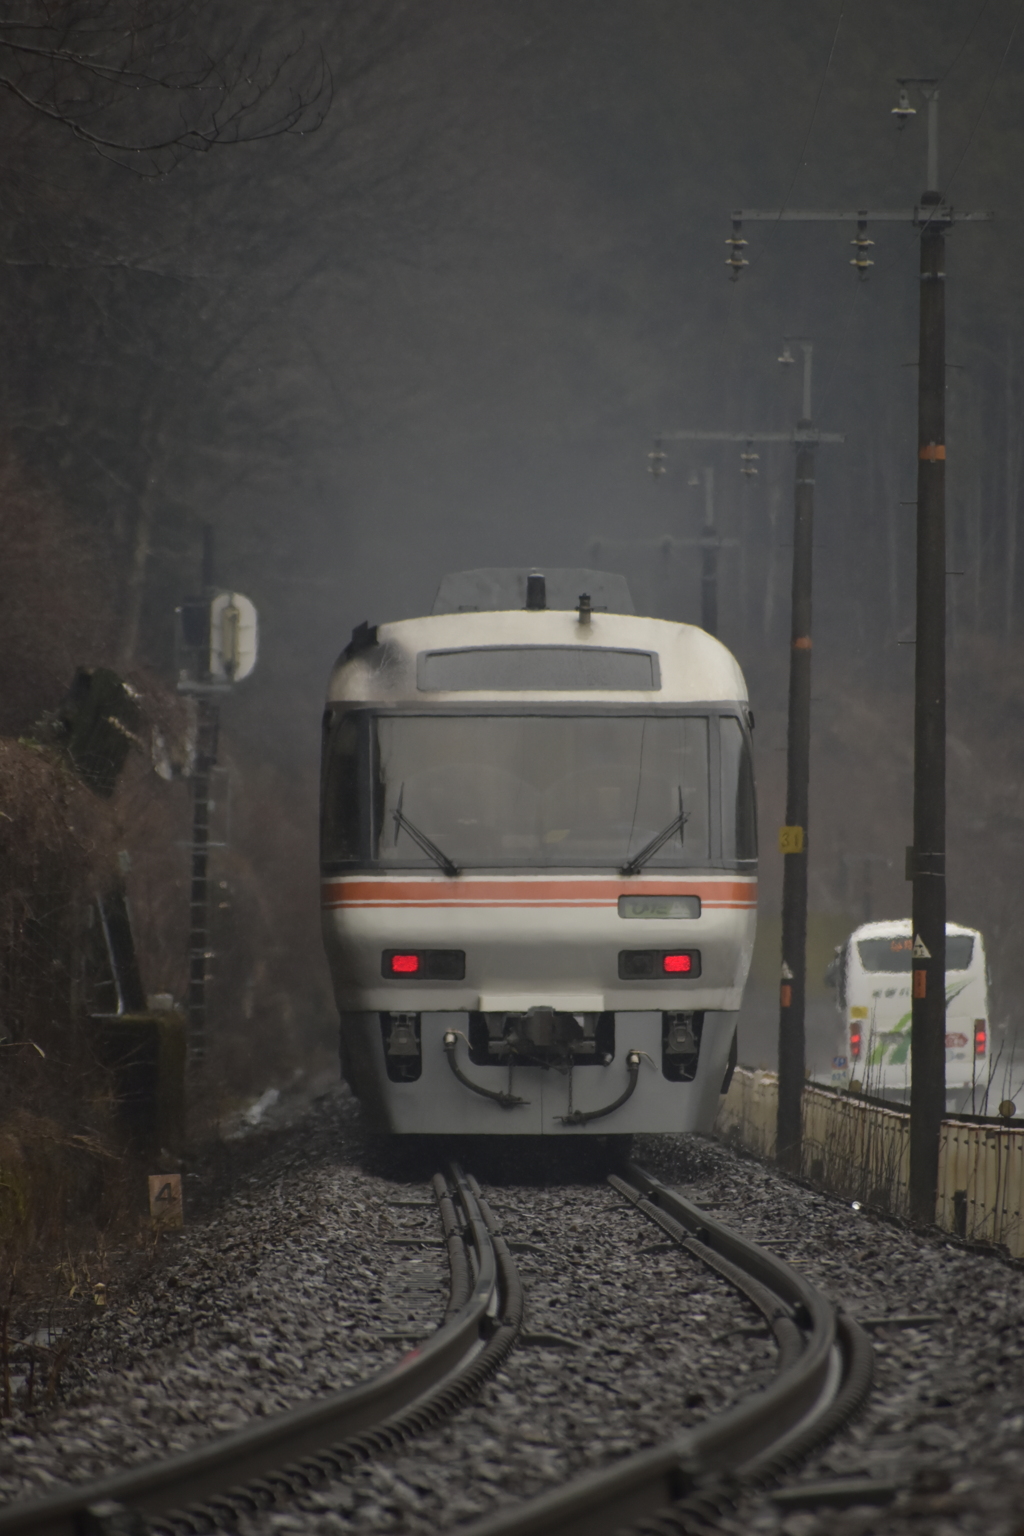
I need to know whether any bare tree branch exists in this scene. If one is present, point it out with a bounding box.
[0,0,333,170]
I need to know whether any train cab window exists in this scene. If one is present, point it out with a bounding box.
[719,715,757,864]
[369,713,710,869]
[321,713,363,862]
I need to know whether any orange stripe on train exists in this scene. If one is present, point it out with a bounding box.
[321,875,757,910]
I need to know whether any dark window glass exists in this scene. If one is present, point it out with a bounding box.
[374,714,709,868]
[720,716,757,863]
[417,646,660,692]
[856,935,975,973]
[321,714,362,862]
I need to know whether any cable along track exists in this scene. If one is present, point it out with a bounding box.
[0,1166,523,1536]
[460,1160,874,1536]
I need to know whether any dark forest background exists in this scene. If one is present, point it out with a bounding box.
[2,0,1022,1099]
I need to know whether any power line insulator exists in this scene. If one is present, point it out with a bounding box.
[850,217,874,280]
[726,217,748,280]
[892,86,916,129]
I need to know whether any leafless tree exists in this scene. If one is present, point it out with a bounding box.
[0,0,332,171]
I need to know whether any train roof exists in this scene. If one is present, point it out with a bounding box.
[327,607,748,707]
[432,568,635,615]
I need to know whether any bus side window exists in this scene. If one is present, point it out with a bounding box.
[838,945,848,1011]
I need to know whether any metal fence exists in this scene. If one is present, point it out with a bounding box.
[716,1068,1024,1259]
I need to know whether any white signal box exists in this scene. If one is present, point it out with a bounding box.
[209,592,258,682]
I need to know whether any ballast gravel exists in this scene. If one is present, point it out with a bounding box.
[0,1091,446,1505]
[249,1168,770,1536]
[639,1134,1024,1536]
[1,1088,1023,1535]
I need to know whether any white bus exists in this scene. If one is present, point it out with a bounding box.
[826,920,990,1113]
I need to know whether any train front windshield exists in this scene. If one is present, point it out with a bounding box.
[323,713,756,870]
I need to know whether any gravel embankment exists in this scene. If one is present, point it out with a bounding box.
[2,1091,1023,1536]
[639,1134,1024,1536]
[0,1091,446,1505]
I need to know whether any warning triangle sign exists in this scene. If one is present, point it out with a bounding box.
[912,934,931,959]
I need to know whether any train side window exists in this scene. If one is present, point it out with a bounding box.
[720,716,757,864]
[322,713,362,862]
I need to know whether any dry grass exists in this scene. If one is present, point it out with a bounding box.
[0,738,117,1055]
[0,449,337,1414]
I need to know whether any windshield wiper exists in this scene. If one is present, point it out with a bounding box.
[620,789,688,877]
[392,784,460,877]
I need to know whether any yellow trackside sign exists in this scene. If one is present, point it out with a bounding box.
[779,825,805,854]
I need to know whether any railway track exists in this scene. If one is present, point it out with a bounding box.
[461,1159,875,1536]
[0,1156,873,1536]
[0,1166,523,1536]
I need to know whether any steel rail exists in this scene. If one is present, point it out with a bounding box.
[458,1159,872,1536]
[0,1164,523,1536]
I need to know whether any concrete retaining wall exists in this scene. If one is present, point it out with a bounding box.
[715,1067,1024,1258]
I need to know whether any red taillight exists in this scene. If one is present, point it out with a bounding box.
[390,953,420,975]
[850,1031,862,1060]
[975,1020,987,1056]
[662,953,693,974]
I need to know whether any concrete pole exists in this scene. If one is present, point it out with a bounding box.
[777,341,815,1173]
[908,204,947,1223]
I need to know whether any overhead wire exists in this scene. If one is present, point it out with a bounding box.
[938,0,994,85]
[731,1,1018,474]
[940,0,1024,202]
[743,0,844,275]
[812,0,1020,403]
[882,0,1018,259]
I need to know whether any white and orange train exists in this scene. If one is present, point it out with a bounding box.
[320,569,757,1135]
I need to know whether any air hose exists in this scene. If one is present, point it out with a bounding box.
[560,1049,641,1125]
[443,1031,529,1108]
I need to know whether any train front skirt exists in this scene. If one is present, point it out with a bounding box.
[338,1009,736,1134]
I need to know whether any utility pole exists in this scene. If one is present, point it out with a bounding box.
[780,341,815,1176]
[661,350,842,1173]
[594,453,736,634]
[908,83,950,1224]
[727,81,992,1218]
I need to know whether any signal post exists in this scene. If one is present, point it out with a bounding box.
[176,531,259,1065]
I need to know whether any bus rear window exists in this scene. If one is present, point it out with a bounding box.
[857,935,975,972]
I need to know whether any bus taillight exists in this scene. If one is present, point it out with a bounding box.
[974,1020,987,1057]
